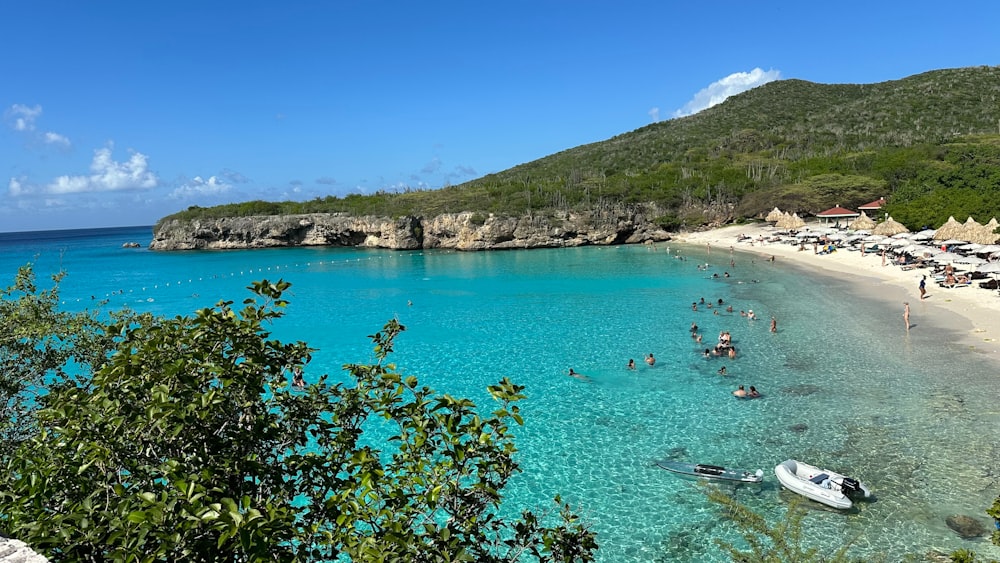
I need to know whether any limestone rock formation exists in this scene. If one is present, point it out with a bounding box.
[150,209,672,252]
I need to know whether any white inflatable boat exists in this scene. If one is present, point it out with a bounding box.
[774,459,871,510]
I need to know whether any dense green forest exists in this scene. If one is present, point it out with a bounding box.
[158,66,1000,232]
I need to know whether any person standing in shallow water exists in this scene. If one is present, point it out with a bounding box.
[919,275,927,300]
[770,317,777,333]
[903,302,910,330]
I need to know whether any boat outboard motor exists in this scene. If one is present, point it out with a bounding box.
[840,477,863,496]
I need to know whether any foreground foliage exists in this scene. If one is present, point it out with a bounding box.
[0,273,596,562]
[0,266,142,461]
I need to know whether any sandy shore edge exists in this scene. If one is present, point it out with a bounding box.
[673,223,1000,363]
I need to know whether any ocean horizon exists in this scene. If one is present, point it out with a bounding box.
[2,225,999,561]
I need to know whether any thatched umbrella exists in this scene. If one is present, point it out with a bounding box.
[957,217,984,242]
[848,212,876,231]
[974,218,1000,245]
[873,216,909,236]
[788,213,806,230]
[933,216,964,241]
[765,207,783,222]
[774,212,792,230]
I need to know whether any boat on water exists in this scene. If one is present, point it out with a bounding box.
[774,459,871,509]
[655,460,764,483]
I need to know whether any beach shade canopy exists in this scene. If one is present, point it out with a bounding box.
[789,213,806,229]
[848,212,877,231]
[967,219,1000,245]
[910,229,936,240]
[933,217,963,241]
[872,216,909,236]
[766,207,784,222]
[954,255,987,266]
[930,252,963,263]
[975,262,1000,274]
[974,244,1000,255]
[958,243,984,252]
[958,217,985,242]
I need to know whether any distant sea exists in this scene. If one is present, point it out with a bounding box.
[3,225,999,561]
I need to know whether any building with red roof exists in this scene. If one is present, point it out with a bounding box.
[858,197,886,211]
[816,205,860,225]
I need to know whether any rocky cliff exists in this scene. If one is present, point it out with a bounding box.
[149,209,673,251]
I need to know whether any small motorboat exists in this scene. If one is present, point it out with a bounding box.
[656,460,764,483]
[774,459,871,509]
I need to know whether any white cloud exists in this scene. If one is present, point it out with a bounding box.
[5,103,72,147]
[648,107,660,122]
[672,68,781,118]
[44,132,71,146]
[47,146,158,194]
[8,177,25,196]
[6,104,41,131]
[169,175,232,199]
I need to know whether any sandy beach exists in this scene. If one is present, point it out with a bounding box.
[675,223,1000,362]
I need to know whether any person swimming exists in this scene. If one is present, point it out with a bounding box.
[627,359,635,370]
[717,366,727,375]
[748,386,761,398]
[645,353,656,366]
[733,385,747,398]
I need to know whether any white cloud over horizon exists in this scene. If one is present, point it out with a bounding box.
[4,103,72,147]
[169,175,233,199]
[670,68,781,118]
[8,145,159,199]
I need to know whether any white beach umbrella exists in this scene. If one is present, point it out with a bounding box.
[975,262,1000,274]
[890,238,910,247]
[919,246,943,255]
[931,252,963,263]
[911,229,936,240]
[974,244,1000,254]
[958,243,983,251]
[954,255,987,265]
[941,239,968,246]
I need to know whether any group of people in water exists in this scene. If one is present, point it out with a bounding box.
[567,250,774,401]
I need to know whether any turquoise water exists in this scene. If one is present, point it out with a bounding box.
[3,226,1000,561]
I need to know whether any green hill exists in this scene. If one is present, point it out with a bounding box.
[159,66,1000,231]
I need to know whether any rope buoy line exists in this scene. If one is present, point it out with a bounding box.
[64,251,430,305]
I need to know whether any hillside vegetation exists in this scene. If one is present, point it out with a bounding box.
[159,66,1000,231]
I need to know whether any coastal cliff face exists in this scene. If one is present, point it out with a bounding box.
[149,209,673,251]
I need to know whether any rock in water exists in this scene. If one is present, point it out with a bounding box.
[945,514,988,538]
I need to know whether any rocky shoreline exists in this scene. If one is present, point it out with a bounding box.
[149,209,674,251]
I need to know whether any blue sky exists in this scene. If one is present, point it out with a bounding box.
[2,1,997,232]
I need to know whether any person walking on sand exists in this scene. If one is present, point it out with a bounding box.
[919,275,927,300]
[903,302,910,330]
